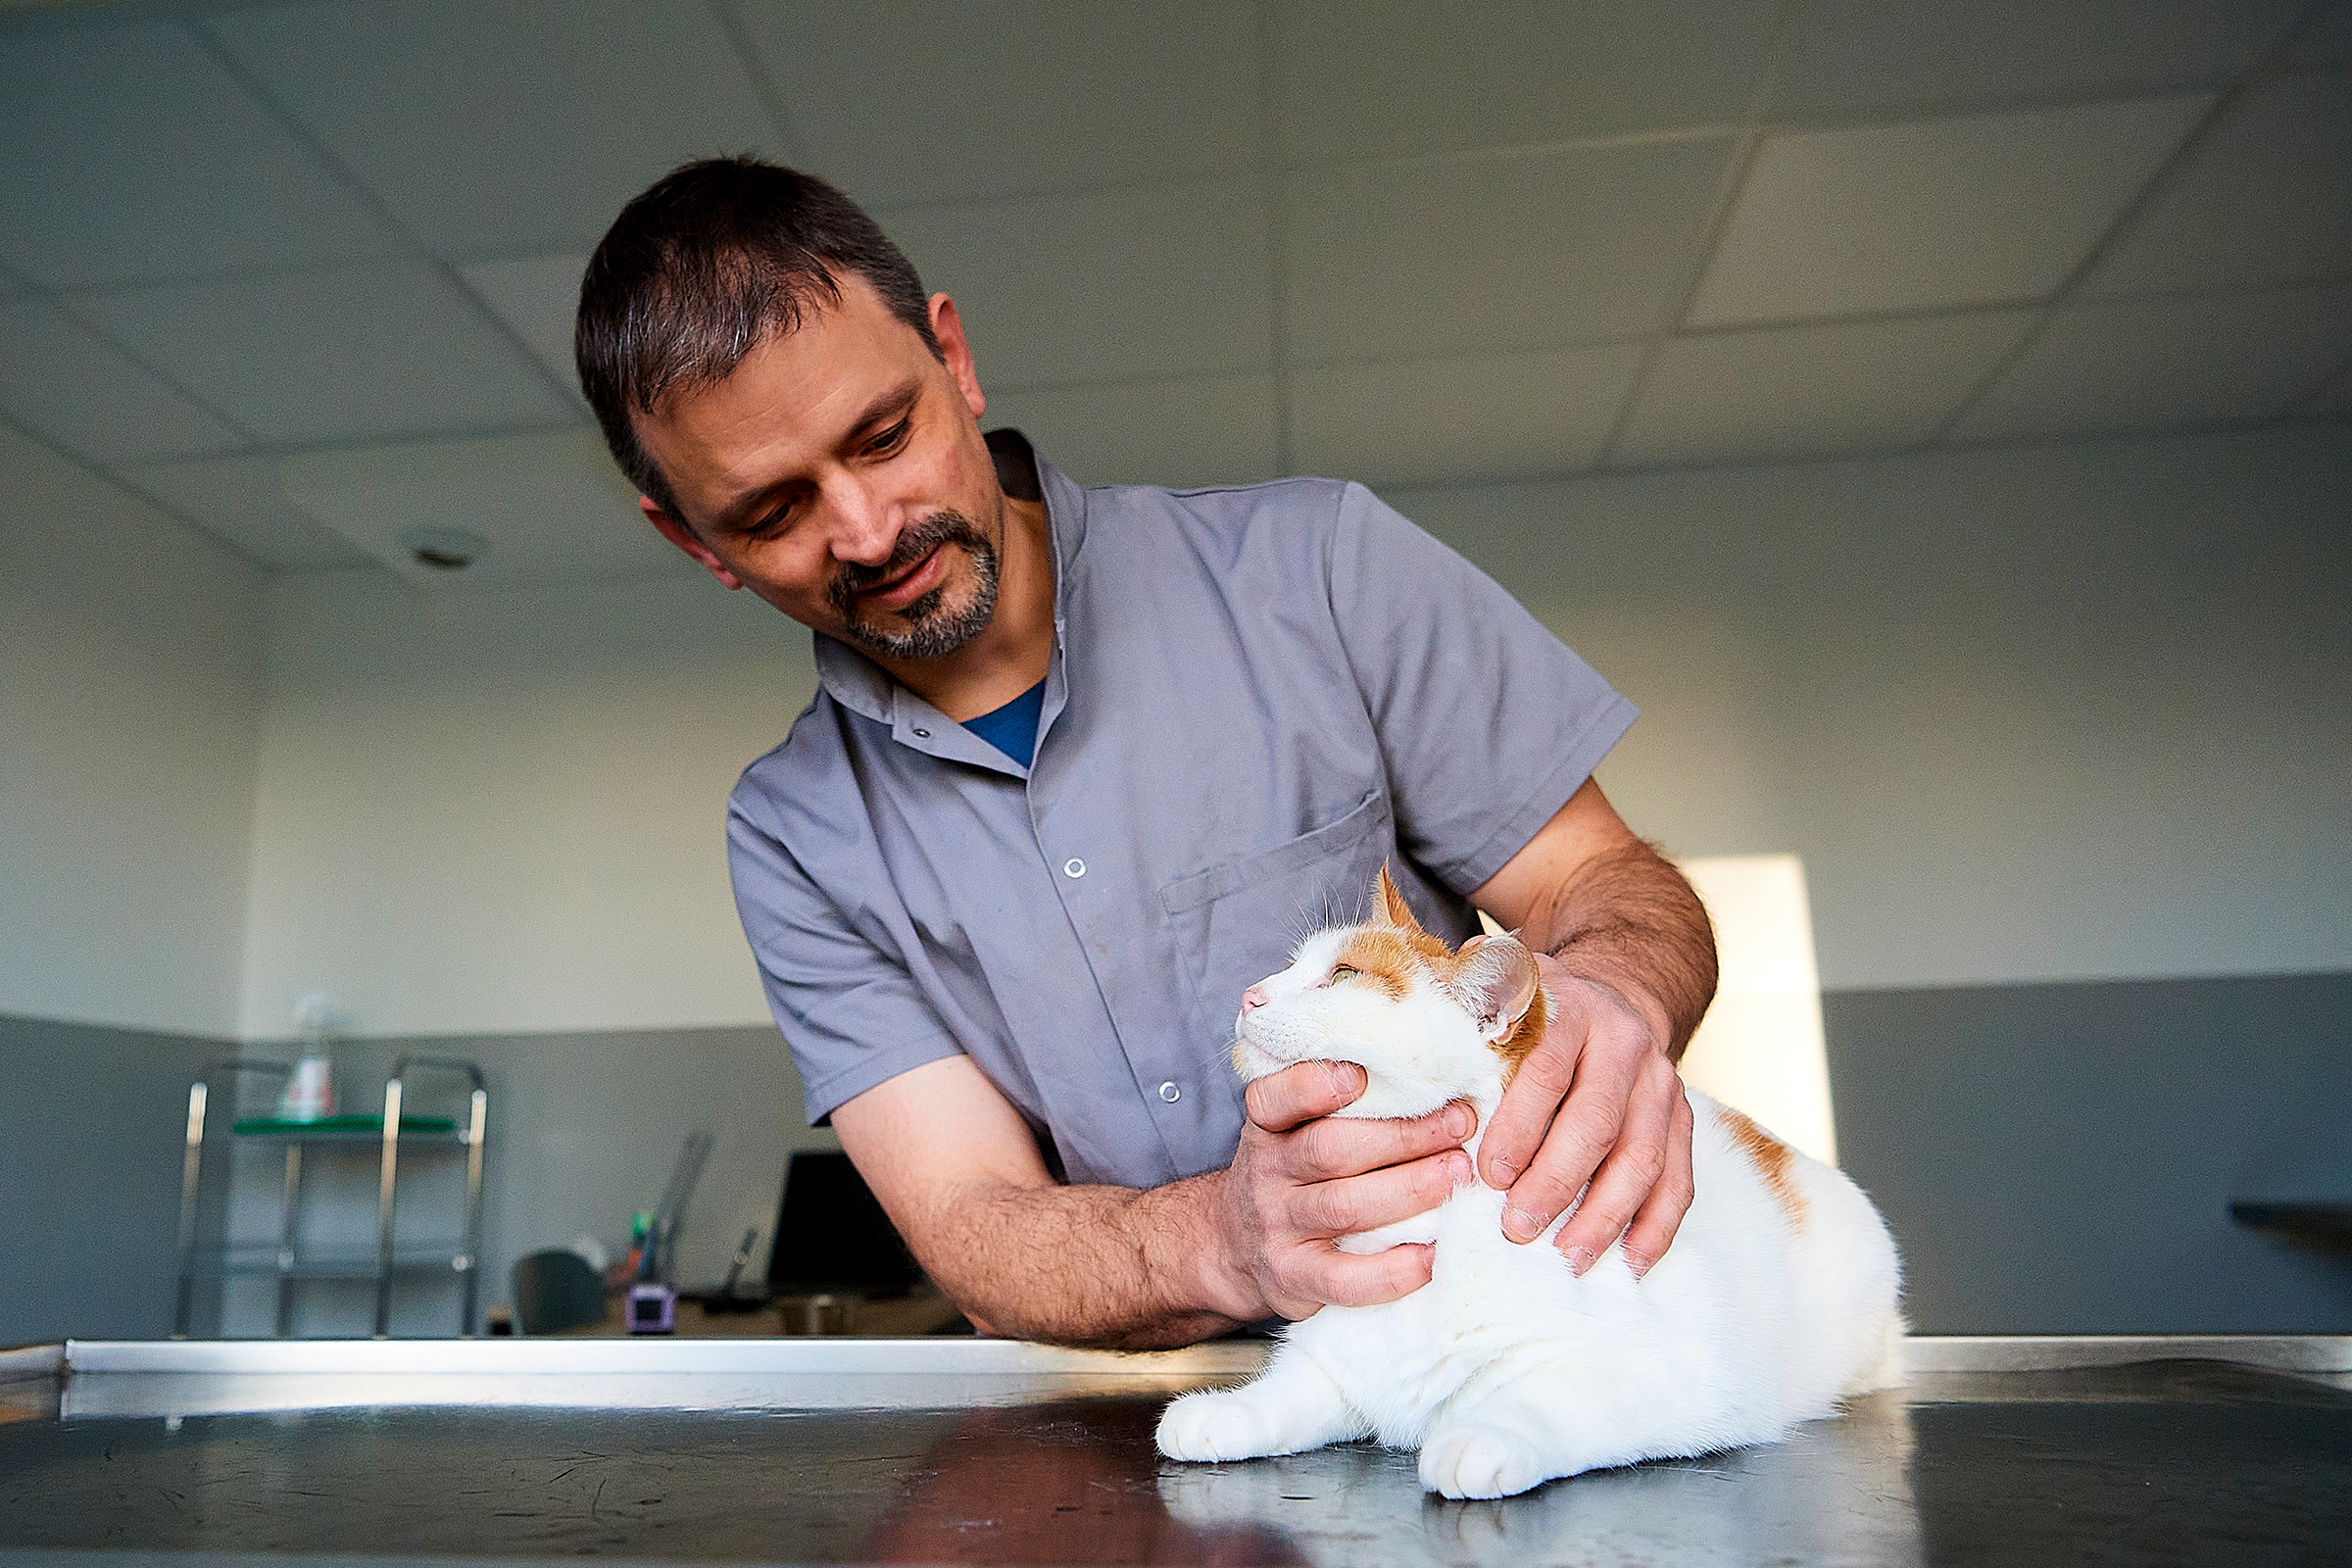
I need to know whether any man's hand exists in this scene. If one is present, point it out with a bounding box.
[1212,1059,1474,1321]
[1469,778,1718,1280]
[834,1053,1474,1348]
[1475,953,1693,1276]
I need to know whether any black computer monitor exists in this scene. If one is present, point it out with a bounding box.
[765,1150,923,1297]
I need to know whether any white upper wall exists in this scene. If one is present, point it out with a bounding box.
[0,422,264,1035]
[1400,421,2352,991]
[226,420,2351,1039]
[235,568,815,1040]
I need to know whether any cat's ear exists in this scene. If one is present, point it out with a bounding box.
[1459,936,1541,1041]
[1375,862,1426,936]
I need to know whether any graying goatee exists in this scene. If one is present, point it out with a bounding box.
[828,508,1000,661]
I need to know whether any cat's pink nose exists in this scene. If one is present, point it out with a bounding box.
[1239,984,1270,1014]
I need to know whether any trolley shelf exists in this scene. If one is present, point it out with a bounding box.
[172,1054,488,1340]
[231,1116,463,1141]
[189,1247,476,1280]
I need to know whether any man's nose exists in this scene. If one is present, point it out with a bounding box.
[1239,984,1270,1014]
[827,479,901,564]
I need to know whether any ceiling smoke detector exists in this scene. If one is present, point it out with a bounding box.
[398,526,489,572]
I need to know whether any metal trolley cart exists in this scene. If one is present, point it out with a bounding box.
[171,1055,488,1339]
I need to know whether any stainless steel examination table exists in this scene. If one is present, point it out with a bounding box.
[3,1335,2347,1567]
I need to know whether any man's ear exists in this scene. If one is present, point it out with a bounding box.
[929,292,987,421]
[640,497,743,590]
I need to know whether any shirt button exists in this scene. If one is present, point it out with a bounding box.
[1063,858,1086,878]
[912,727,931,738]
[1158,1081,1181,1102]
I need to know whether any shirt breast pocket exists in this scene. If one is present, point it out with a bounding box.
[1158,787,1396,1047]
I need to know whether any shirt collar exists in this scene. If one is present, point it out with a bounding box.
[811,429,1085,758]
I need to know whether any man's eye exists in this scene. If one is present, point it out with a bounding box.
[866,417,912,457]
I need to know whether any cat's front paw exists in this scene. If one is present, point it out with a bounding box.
[1419,1423,1552,1499]
[1156,1390,1298,1462]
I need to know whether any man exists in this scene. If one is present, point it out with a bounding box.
[577,159,1717,1348]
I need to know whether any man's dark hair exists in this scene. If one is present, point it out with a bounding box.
[575,157,942,523]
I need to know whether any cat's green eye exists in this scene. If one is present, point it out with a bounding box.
[1330,964,1358,981]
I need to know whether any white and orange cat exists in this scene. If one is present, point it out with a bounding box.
[1157,867,1903,1499]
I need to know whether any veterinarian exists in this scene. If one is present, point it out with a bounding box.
[577,160,1719,1348]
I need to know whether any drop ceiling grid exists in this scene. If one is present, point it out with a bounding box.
[2081,67,2352,297]
[0,0,2343,571]
[112,452,378,571]
[1762,0,2313,122]
[1596,26,2349,474]
[203,0,792,259]
[0,295,248,465]
[723,0,1264,211]
[1950,283,2352,443]
[73,263,584,448]
[0,13,402,289]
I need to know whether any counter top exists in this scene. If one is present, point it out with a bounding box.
[3,1336,2347,1566]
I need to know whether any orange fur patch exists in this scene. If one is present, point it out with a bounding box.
[1487,981,1548,1075]
[1334,928,1437,999]
[1359,863,1549,1076]
[1720,1106,1807,1230]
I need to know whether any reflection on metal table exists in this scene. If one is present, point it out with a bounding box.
[1,1335,2346,1566]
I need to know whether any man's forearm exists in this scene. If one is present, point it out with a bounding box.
[917,1171,1254,1349]
[1522,838,1717,1061]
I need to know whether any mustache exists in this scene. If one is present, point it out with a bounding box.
[826,509,989,615]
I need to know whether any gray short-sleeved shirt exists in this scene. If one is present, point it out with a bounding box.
[726,437,1636,1189]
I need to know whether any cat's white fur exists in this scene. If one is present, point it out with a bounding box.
[1156,878,1903,1499]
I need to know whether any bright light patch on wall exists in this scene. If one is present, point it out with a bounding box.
[1677,854,1838,1166]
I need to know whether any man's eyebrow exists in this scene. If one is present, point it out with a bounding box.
[848,382,922,444]
[705,381,923,535]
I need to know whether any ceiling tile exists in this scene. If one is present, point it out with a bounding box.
[733,0,1260,209]
[1291,344,1644,488]
[883,179,1272,392]
[2303,361,2352,414]
[1690,94,2211,325]
[208,0,783,256]
[1271,0,1777,164]
[1770,0,2305,121]
[114,453,377,571]
[1287,138,1734,363]
[2082,70,2352,297]
[1950,285,2352,442]
[73,264,583,447]
[460,253,590,398]
[0,16,397,287]
[1612,311,2035,467]
[276,429,690,587]
[2285,0,2352,66]
[0,296,245,464]
[983,375,1278,491]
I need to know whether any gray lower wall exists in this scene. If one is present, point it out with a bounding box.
[1825,970,2352,1335]
[0,1015,218,1346]
[0,1014,835,1346]
[10,973,2349,1344]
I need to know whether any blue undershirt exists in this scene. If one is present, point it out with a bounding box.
[962,679,1047,769]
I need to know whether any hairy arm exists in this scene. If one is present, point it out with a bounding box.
[1470,776,1718,1276]
[832,1054,1471,1348]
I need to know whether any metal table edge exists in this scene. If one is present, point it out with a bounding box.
[57,1336,1270,1377]
[48,1333,2352,1378]
[0,1343,67,1381]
